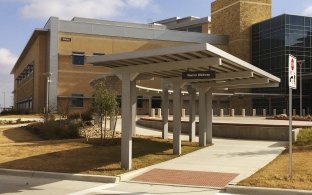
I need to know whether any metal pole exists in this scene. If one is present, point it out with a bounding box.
[300,63,302,116]
[289,88,293,178]
[3,92,5,110]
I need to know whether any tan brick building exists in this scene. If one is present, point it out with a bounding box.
[11,0,275,115]
[11,16,227,114]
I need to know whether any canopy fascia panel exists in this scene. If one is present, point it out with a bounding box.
[87,43,280,89]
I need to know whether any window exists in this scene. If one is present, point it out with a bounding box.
[152,96,161,108]
[72,52,85,65]
[93,53,105,56]
[72,94,84,107]
[137,96,143,108]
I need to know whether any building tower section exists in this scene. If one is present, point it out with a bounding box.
[211,0,272,62]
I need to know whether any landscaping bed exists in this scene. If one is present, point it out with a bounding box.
[0,126,200,176]
[239,127,312,190]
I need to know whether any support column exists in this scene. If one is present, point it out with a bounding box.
[120,72,137,170]
[268,98,272,116]
[206,89,213,145]
[131,81,137,136]
[161,80,169,139]
[198,87,207,147]
[188,86,196,142]
[148,96,152,116]
[172,81,182,155]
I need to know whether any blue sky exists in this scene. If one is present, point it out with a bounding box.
[1,0,312,107]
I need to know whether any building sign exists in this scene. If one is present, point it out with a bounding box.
[61,37,72,42]
[289,55,297,89]
[182,70,216,80]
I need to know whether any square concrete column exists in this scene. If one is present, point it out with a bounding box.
[161,81,169,139]
[188,86,196,142]
[198,87,207,147]
[148,96,152,116]
[172,81,182,155]
[273,109,277,116]
[131,81,137,136]
[206,89,213,145]
[121,72,137,170]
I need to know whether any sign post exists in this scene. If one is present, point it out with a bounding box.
[288,54,297,179]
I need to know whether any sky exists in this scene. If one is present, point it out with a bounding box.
[1,0,312,108]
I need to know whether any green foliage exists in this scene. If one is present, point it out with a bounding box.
[296,128,312,146]
[91,79,118,117]
[26,120,81,140]
[91,79,118,141]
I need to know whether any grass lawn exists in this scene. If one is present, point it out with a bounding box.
[239,128,312,191]
[0,127,200,176]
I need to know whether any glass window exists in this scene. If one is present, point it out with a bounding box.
[72,94,84,107]
[137,96,143,108]
[289,15,304,26]
[152,96,161,108]
[93,53,105,56]
[72,52,85,65]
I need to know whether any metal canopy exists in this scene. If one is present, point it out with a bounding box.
[88,43,280,89]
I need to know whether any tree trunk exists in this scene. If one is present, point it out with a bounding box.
[112,110,119,139]
[100,114,103,141]
[104,112,107,139]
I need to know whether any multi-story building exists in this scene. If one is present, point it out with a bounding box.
[10,17,228,114]
[252,14,312,114]
[11,0,312,115]
[153,16,211,34]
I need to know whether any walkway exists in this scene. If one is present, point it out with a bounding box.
[116,119,287,188]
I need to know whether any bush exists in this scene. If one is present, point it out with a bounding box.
[68,111,93,121]
[1,109,32,115]
[81,111,93,121]
[68,113,81,120]
[296,128,312,146]
[26,120,81,140]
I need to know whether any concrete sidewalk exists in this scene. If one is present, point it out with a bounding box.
[119,121,287,186]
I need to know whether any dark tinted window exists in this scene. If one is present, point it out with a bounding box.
[72,52,85,65]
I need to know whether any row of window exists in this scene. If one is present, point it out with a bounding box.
[70,94,160,108]
[72,52,105,65]
[16,99,32,110]
[16,64,34,84]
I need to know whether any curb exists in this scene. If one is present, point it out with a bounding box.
[226,185,312,195]
[0,168,120,183]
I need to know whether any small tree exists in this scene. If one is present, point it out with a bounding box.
[91,79,118,142]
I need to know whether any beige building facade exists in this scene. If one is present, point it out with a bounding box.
[11,0,274,115]
[11,16,228,114]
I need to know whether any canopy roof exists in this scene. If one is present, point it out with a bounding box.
[88,43,280,89]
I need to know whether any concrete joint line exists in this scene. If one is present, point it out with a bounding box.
[0,168,120,183]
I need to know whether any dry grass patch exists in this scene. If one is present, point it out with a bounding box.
[0,115,42,119]
[239,128,312,190]
[0,136,200,176]
[0,127,41,143]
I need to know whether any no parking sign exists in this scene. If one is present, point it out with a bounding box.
[289,55,297,89]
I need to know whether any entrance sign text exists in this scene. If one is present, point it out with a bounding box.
[182,70,216,80]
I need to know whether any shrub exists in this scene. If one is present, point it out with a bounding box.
[296,128,312,146]
[1,109,32,115]
[81,111,93,121]
[26,120,81,140]
[68,113,81,120]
